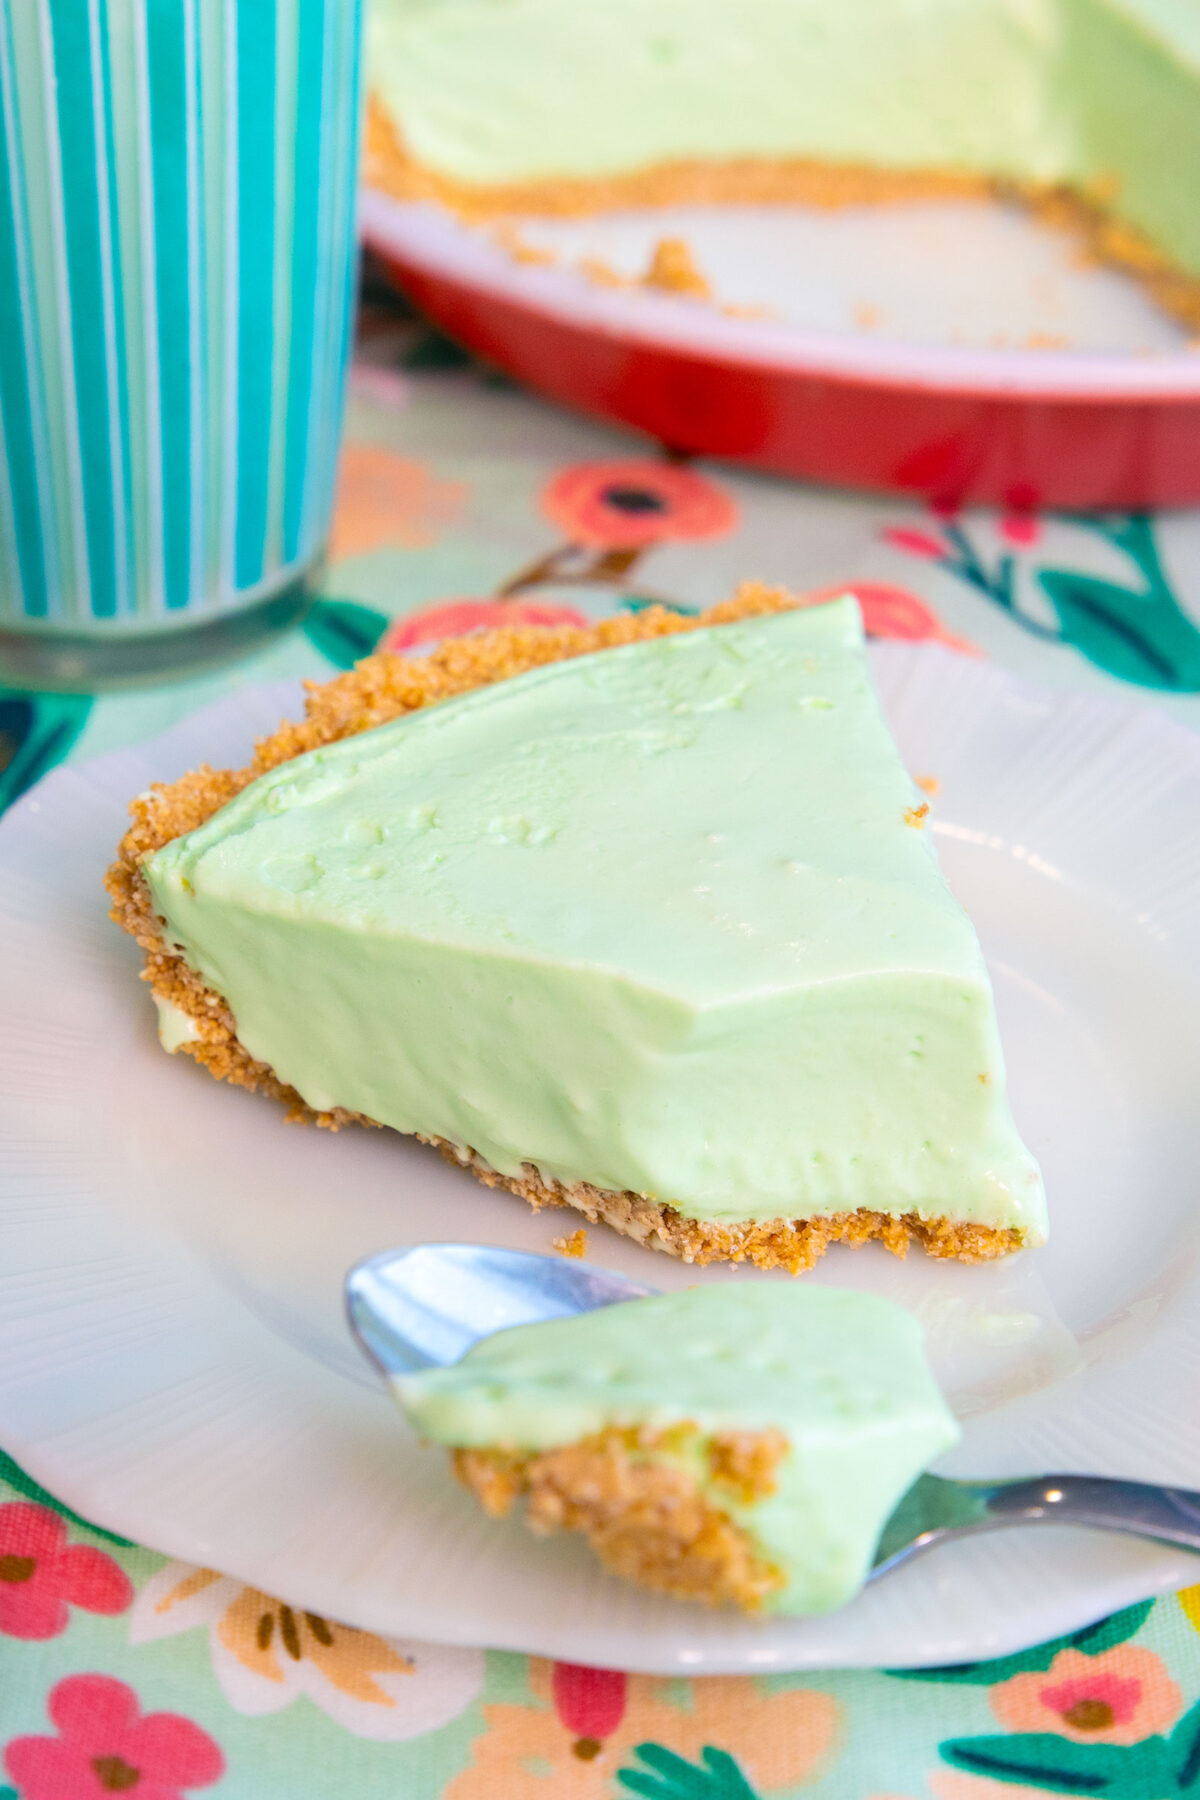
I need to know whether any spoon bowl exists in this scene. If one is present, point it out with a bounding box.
[346,1241,656,1378]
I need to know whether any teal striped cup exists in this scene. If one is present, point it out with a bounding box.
[0,0,363,688]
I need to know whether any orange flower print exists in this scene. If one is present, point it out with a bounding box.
[129,1562,483,1743]
[922,1773,1058,1800]
[803,583,978,654]
[989,1646,1182,1746]
[445,1656,839,1799]
[874,1771,1133,1800]
[380,597,590,656]
[215,1584,415,1706]
[328,446,465,561]
[542,460,738,549]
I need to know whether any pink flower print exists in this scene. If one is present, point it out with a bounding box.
[998,512,1042,547]
[542,460,738,549]
[5,1675,224,1800]
[380,597,590,655]
[989,1646,1182,1746]
[802,583,978,654]
[551,1661,629,1759]
[0,1503,131,1640]
[1040,1669,1142,1729]
[882,526,948,560]
[997,481,1042,547]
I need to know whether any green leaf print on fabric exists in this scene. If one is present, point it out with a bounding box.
[1171,1698,1200,1791]
[1036,516,1200,692]
[940,1694,1200,1796]
[1035,571,1182,687]
[885,508,1200,691]
[0,690,92,815]
[619,596,700,617]
[0,1450,133,1548]
[302,597,390,670]
[940,1730,1172,1794]
[619,1743,760,1800]
[401,326,477,371]
[888,1600,1155,1684]
[1070,1606,1162,1658]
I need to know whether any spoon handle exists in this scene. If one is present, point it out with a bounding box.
[873,1473,1200,1579]
[971,1475,1200,1551]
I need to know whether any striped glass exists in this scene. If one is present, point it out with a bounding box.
[0,0,363,685]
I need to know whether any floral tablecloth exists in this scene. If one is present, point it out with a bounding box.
[4,278,1200,1799]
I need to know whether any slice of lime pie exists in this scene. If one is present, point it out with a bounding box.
[395,1284,961,1615]
[109,587,1047,1269]
[365,0,1200,327]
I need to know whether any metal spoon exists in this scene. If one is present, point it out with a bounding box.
[346,1243,1200,1581]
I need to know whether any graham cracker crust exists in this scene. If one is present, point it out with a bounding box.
[365,95,1200,334]
[106,582,1023,1273]
[364,95,995,219]
[432,1138,1020,1274]
[453,1423,789,1612]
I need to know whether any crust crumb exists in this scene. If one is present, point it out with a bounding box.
[721,301,774,321]
[643,237,711,299]
[454,1425,786,1612]
[914,775,940,797]
[552,1228,588,1259]
[904,802,930,828]
[578,254,629,288]
[106,580,1027,1273]
[708,1429,789,1504]
[491,221,556,266]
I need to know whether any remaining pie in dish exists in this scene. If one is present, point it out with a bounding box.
[395,1283,960,1614]
[108,586,1047,1270]
[365,0,1200,327]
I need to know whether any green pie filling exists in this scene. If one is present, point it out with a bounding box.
[144,600,1046,1243]
[369,0,1200,278]
[396,1283,961,1615]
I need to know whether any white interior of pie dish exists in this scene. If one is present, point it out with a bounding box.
[360,188,1200,399]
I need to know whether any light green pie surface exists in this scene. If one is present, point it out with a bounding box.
[368,0,1200,276]
[395,1284,961,1615]
[144,600,1046,1239]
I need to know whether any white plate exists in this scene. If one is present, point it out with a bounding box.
[3,646,1200,1674]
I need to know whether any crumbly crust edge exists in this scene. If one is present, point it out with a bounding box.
[105,581,1024,1272]
[452,1424,789,1614]
[365,95,1200,334]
